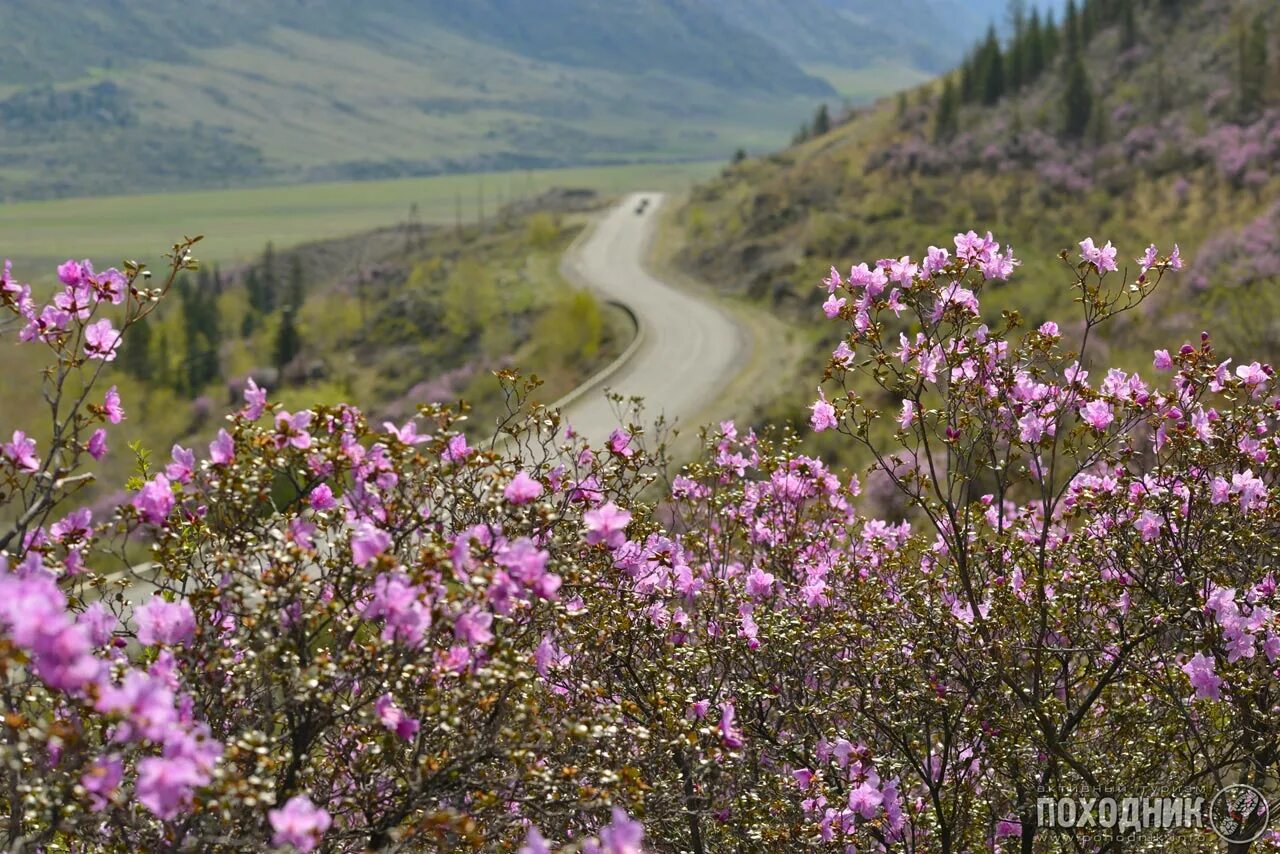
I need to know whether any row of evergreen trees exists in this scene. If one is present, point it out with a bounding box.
[933,0,1267,144]
[118,244,307,395]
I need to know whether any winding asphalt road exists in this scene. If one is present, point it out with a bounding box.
[555,193,745,444]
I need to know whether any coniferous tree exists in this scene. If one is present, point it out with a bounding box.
[1064,0,1080,59]
[812,103,832,137]
[1007,0,1027,91]
[260,242,278,313]
[1044,10,1061,62]
[287,255,305,312]
[1239,14,1269,116]
[1062,51,1093,139]
[960,52,977,102]
[1027,9,1046,80]
[274,308,301,380]
[119,312,152,381]
[1120,0,1137,50]
[980,26,1005,105]
[935,77,960,141]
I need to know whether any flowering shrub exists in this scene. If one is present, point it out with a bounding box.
[3,228,1280,852]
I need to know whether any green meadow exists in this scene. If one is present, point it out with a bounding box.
[0,161,722,271]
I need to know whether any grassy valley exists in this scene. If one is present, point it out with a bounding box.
[2,192,631,511]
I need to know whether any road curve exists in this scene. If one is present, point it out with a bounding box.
[555,193,745,444]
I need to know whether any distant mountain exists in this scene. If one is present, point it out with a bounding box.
[709,0,1071,73]
[0,0,833,199]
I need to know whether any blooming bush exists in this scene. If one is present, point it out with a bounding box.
[3,228,1280,852]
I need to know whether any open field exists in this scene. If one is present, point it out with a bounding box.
[0,161,723,271]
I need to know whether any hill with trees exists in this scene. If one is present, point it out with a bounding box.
[673,0,1280,443]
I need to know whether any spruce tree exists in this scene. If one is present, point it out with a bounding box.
[1062,51,1093,139]
[812,103,831,136]
[120,313,152,380]
[1064,0,1080,59]
[274,308,301,380]
[1120,0,1137,50]
[1027,9,1046,80]
[1239,14,1268,116]
[287,255,305,311]
[935,77,959,141]
[980,26,1005,105]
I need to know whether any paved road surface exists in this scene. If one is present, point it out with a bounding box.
[556,193,745,444]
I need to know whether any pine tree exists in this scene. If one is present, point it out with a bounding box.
[1062,51,1093,139]
[1044,11,1061,62]
[120,314,152,380]
[1008,0,1028,91]
[935,77,960,141]
[287,255,305,311]
[274,308,301,379]
[1064,0,1080,59]
[980,26,1005,105]
[812,103,832,137]
[1120,0,1137,50]
[1027,9,1046,80]
[260,242,278,313]
[1239,14,1268,116]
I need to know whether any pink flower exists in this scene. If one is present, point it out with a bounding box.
[898,399,917,430]
[103,385,125,423]
[442,433,472,463]
[534,633,570,678]
[351,521,392,567]
[454,607,494,647]
[822,294,846,318]
[135,756,205,821]
[57,259,86,286]
[810,390,838,433]
[584,502,631,549]
[1039,321,1059,337]
[745,566,775,599]
[1153,349,1173,371]
[607,428,635,458]
[81,755,123,811]
[269,794,331,854]
[520,828,552,854]
[135,597,196,646]
[363,573,431,647]
[165,445,195,483]
[3,430,40,472]
[504,471,544,505]
[1079,237,1119,273]
[275,410,313,450]
[597,807,645,854]
[87,428,108,460]
[719,701,744,749]
[309,483,337,510]
[383,419,430,445]
[209,429,234,465]
[1181,652,1222,700]
[83,318,121,361]
[374,693,420,741]
[1134,509,1162,542]
[1079,400,1114,431]
[242,378,268,420]
[132,474,175,525]
[923,245,950,276]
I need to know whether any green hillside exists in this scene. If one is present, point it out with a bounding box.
[673,0,1280,442]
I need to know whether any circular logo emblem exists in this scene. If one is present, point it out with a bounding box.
[1210,784,1269,844]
